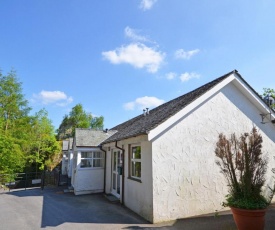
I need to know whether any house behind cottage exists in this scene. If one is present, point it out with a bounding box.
[70,128,116,195]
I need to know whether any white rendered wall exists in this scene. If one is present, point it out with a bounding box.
[61,151,68,175]
[124,138,153,222]
[74,168,104,195]
[73,148,105,195]
[151,83,275,223]
[104,135,154,222]
[71,151,78,188]
[105,147,112,194]
[67,151,74,178]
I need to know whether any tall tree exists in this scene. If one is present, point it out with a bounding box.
[0,135,26,175]
[28,109,61,172]
[0,69,62,176]
[91,116,104,130]
[69,104,92,131]
[57,103,103,140]
[0,70,31,175]
[0,70,31,134]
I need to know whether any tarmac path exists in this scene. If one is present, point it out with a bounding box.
[0,186,274,230]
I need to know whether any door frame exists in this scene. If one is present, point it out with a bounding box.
[111,149,122,198]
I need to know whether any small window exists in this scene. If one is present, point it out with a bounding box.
[80,151,104,168]
[130,146,141,179]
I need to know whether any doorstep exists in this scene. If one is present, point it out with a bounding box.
[104,193,120,203]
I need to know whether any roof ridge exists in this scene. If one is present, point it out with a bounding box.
[105,70,236,143]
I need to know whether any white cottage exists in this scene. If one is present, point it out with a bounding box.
[66,138,74,185]
[61,140,69,175]
[71,128,116,195]
[101,70,275,223]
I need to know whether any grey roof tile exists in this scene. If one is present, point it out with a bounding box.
[75,129,117,147]
[103,70,237,143]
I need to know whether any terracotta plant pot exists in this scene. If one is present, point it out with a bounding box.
[230,206,267,230]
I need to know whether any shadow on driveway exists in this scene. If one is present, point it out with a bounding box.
[0,186,149,229]
[1,186,275,230]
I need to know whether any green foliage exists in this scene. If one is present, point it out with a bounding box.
[57,103,104,140]
[263,88,275,109]
[44,140,62,171]
[263,88,275,97]
[0,69,62,175]
[28,109,61,171]
[215,127,275,210]
[0,135,26,174]
[69,104,92,132]
[91,116,104,130]
[0,70,31,134]
[224,194,269,210]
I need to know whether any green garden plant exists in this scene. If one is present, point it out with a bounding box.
[215,127,275,209]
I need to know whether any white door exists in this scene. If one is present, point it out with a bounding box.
[112,150,121,198]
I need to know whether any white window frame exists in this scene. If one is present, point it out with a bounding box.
[80,151,104,168]
[130,145,141,180]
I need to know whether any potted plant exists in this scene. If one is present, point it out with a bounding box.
[215,127,275,230]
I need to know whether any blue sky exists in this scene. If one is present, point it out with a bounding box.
[1,0,275,130]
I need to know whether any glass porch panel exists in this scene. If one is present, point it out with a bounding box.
[81,152,93,158]
[93,159,103,167]
[80,159,92,168]
[112,173,116,190]
[93,152,102,158]
[113,152,117,171]
[117,173,120,194]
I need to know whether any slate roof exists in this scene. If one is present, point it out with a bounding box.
[75,128,117,147]
[103,70,239,144]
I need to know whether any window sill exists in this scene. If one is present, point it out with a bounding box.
[127,177,142,183]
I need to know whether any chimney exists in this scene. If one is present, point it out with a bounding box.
[143,108,150,116]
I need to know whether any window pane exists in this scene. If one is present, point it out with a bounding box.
[132,146,141,159]
[93,159,103,167]
[94,152,102,158]
[80,159,92,168]
[112,173,116,190]
[117,173,120,194]
[113,152,117,170]
[131,161,141,178]
[81,152,92,158]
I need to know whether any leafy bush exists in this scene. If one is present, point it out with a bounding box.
[215,127,275,209]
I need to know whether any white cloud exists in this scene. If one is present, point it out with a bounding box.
[123,102,135,110]
[139,0,157,11]
[175,49,200,60]
[102,43,165,73]
[32,90,73,106]
[125,27,149,42]
[165,72,177,80]
[124,96,165,110]
[179,72,200,82]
